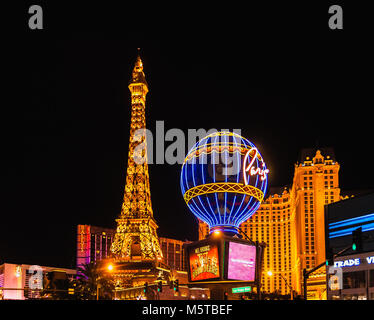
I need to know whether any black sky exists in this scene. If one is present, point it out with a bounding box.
[4,3,373,268]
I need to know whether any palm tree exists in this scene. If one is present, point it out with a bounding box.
[74,261,115,300]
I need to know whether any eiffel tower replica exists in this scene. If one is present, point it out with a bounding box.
[110,53,166,291]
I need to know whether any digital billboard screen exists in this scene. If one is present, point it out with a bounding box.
[189,243,220,281]
[227,241,256,281]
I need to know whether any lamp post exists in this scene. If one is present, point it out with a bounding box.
[236,228,256,245]
[96,262,114,300]
[279,273,293,300]
[266,270,293,300]
[96,274,101,300]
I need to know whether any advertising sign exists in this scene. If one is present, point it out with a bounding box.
[227,242,256,281]
[189,243,220,281]
[232,286,252,293]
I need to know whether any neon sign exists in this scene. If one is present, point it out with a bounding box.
[181,132,269,235]
[243,147,269,185]
[334,258,360,268]
[333,256,374,268]
[227,242,256,281]
[189,244,220,281]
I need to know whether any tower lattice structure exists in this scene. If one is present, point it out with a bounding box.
[111,55,163,262]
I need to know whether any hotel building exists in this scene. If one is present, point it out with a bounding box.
[0,263,76,300]
[76,225,116,269]
[77,225,190,272]
[199,148,342,299]
[159,237,191,271]
[325,192,374,300]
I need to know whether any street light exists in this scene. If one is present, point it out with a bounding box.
[236,228,256,245]
[107,264,113,272]
[266,270,293,300]
[213,230,222,236]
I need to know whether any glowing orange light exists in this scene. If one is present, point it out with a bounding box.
[107,264,113,271]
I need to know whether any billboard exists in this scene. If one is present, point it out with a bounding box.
[325,192,374,255]
[227,242,256,281]
[189,243,220,281]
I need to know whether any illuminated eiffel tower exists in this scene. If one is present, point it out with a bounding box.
[111,53,163,263]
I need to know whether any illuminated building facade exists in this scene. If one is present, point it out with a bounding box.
[326,192,374,300]
[0,263,76,300]
[76,225,115,269]
[159,237,191,271]
[76,225,190,272]
[199,148,342,299]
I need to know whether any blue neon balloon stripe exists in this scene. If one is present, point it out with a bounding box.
[191,147,215,226]
[232,149,260,226]
[212,134,222,225]
[230,135,252,225]
[227,138,241,224]
[201,138,219,226]
[223,133,228,224]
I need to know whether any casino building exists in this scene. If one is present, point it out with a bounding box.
[76,224,190,273]
[325,192,374,300]
[77,225,116,270]
[199,148,343,299]
[0,263,76,300]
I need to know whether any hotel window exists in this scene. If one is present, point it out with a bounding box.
[343,271,366,289]
[370,270,374,287]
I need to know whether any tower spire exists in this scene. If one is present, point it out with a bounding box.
[111,54,162,262]
[130,51,148,88]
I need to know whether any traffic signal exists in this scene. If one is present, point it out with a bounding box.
[157,281,162,292]
[352,227,363,252]
[326,248,334,266]
[173,279,179,292]
[143,282,148,294]
[224,291,228,300]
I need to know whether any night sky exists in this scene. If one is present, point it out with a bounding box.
[4,3,373,268]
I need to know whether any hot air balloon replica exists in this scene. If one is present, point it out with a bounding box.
[180,131,269,236]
